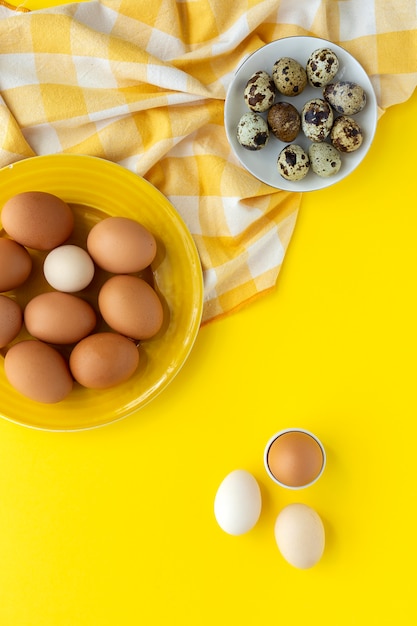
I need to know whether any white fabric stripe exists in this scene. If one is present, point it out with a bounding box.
[0,53,38,89]
[22,122,63,154]
[221,197,265,237]
[276,0,322,31]
[72,55,119,89]
[73,1,119,35]
[211,13,250,56]
[166,195,201,234]
[146,27,186,60]
[246,227,284,279]
[339,0,377,40]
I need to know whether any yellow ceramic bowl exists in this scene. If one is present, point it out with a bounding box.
[0,155,203,431]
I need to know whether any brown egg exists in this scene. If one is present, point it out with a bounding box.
[0,238,32,291]
[267,102,301,142]
[1,191,74,250]
[98,275,163,340]
[0,295,23,347]
[86,216,157,273]
[266,430,325,488]
[4,340,73,403]
[24,292,97,344]
[69,332,139,389]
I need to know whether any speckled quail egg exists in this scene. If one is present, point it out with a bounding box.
[272,57,307,96]
[244,70,276,112]
[236,112,269,150]
[308,143,342,177]
[277,144,310,181]
[306,47,339,87]
[301,98,333,142]
[267,102,300,142]
[330,115,364,152]
[323,81,366,115]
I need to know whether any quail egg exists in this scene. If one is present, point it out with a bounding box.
[267,102,300,142]
[277,144,310,181]
[244,70,276,112]
[330,115,364,152]
[272,57,307,96]
[306,47,339,87]
[301,98,333,142]
[236,112,269,150]
[309,143,342,177]
[323,81,366,115]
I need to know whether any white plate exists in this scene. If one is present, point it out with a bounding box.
[224,36,378,192]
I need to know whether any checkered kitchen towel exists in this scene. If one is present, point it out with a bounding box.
[1,0,416,324]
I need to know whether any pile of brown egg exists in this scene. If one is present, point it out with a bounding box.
[0,191,164,404]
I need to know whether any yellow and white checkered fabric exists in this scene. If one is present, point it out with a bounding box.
[1,0,416,324]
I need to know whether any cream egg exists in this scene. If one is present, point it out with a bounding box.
[274,503,325,569]
[43,245,95,292]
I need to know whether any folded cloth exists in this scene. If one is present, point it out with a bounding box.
[1,0,416,324]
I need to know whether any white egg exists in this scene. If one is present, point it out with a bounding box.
[43,245,95,292]
[274,503,325,569]
[214,469,262,536]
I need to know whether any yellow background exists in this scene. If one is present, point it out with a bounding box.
[1,1,417,624]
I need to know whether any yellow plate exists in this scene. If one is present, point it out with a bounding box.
[0,155,203,431]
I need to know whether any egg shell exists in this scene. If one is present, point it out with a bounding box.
[0,295,23,348]
[1,191,74,251]
[69,332,139,389]
[323,81,366,115]
[267,102,300,142]
[301,98,334,142]
[272,57,307,96]
[244,70,276,112]
[86,217,157,274]
[308,143,342,178]
[24,292,97,345]
[277,144,310,181]
[98,275,164,340]
[265,430,325,488]
[306,47,339,88]
[274,503,325,569]
[4,340,73,403]
[0,238,32,292]
[331,115,364,152]
[236,112,269,150]
[214,469,262,536]
[43,245,95,292]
